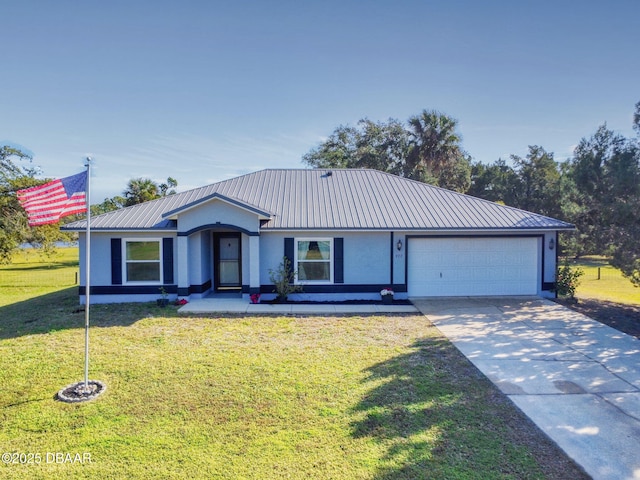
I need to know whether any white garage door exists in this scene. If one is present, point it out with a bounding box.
[407,237,539,297]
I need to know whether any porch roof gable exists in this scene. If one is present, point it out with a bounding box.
[162,192,272,221]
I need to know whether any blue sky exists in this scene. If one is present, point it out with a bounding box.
[2,0,638,202]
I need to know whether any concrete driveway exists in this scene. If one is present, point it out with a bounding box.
[412,296,640,480]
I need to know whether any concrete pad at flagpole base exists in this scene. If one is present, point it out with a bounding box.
[57,380,106,403]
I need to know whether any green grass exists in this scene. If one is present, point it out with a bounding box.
[0,297,566,479]
[567,256,639,305]
[0,251,586,479]
[0,247,79,304]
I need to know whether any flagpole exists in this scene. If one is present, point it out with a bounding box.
[47,159,105,402]
[83,157,91,389]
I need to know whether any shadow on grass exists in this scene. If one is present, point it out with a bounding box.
[350,337,590,479]
[0,287,178,340]
[0,258,79,271]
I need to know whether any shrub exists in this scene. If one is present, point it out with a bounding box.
[269,256,302,301]
[555,261,584,299]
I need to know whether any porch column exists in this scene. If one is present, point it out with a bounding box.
[249,235,260,293]
[177,235,190,296]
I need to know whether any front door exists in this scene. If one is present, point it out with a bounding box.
[216,235,241,290]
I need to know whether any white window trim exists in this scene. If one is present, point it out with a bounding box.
[294,237,333,285]
[122,238,163,285]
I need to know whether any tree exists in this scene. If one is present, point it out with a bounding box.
[468,159,519,205]
[406,110,471,191]
[90,177,178,215]
[302,118,410,177]
[159,177,178,197]
[302,110,470,192]
[91,195,126,215]
[510,146,562,218]
[0,146,77,262]
[469,146,562,218]
[0,146,37,262]
[565,125,631,253]
[123,177,178,206]
[611,212,640,286]
[612,102,640,284]
[564,121,640,284]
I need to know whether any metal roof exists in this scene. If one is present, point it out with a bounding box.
[63,169,574,231]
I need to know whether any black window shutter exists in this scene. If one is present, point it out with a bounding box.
[334,237,344,284]
[111,238,122,285]
[163,238,174,284]
[284,238,294,265]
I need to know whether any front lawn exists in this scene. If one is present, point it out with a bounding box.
[0,289,587,479]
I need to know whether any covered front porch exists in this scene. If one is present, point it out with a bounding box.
[175,227,260,300]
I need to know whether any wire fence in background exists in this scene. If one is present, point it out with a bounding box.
[0,269,79,287]
[579,266,623,282]
[560,257,622,282]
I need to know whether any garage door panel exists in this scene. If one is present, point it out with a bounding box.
[408,237,539,297]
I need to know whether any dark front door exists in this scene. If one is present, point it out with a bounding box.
[216,234,241,290]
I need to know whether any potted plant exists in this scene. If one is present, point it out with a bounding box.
[380,287,394,304]
[250,293,261,304]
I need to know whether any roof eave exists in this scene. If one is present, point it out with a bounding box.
[259,225,576,232]
[61,226,178,233]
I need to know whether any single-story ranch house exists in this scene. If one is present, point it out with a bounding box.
[63,168,574,304]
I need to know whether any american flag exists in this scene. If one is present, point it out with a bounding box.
[17,171,88,226]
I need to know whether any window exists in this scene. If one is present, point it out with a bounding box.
[124,240,162,283]
[295,238,332,283]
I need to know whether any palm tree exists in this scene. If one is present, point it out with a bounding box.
[123,178,162,206]
[406,110,465,185]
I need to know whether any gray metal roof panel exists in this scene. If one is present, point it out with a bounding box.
[63,169,574,231]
